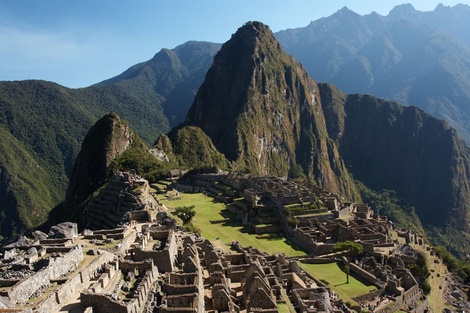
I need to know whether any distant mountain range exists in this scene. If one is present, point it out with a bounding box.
[276,3,470,143]
[1,4,470,257]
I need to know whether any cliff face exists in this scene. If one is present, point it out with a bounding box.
[185,22,358,200]
[320,83,470,255]
[61,113,134,220]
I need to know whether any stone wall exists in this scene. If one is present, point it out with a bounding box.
[119,231,137,252]
[253,223,283,234]
[8,245,83,305]
[132,230,176,273]
[341,256,381,288]
[128,210,150,223]
[81,259,157,313]
[376,286,429,313]
[80,293,128,313]
[33,251,115,313]
[300,257,337,264]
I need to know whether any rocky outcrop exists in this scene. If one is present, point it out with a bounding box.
[184,21,358,200]
[61,113,134,221]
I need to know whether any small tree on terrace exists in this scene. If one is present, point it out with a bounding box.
[333,241,363,283]
[174,205,196,224]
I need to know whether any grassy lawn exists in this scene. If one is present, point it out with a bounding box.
[299,262,377,305]
[277,302,291,313]
[278,287,296,312]
[160,192,305,257]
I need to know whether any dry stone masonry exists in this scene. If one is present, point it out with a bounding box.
[0,172,461,312]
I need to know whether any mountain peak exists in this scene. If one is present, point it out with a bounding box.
[237,21,271,36]
[61,112,134,221]
[184,22,358,199]
[227,21,275,50]
[389,3,418,20]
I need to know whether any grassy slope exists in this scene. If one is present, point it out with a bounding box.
[160,192,305,257]
[299,262,378,306]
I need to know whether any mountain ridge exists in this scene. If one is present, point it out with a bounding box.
[276,3,470,144]
[184,21,358,200]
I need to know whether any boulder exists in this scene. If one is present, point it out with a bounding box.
[32,230,48,241]
[48,222,78,239]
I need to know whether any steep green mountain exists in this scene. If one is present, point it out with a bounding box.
[97,41,221,128]
[61,114,229,225]
[61,113,134,219]
[0,127,59,237]
[0,41,219,238]
[60,112,166,222]
[0,81,95,237]
[156,126,230,170]
[184,21,358,200]
[320,83,470,257]
[275,4,470,143]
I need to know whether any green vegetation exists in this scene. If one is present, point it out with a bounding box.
[0,127,61,237]
[406,251,431,294]
[333,241,364,283]
[174,206,196,224]
[299,262,377,306]
[0,42,220,238]
[109,135,174,183]
[288,164,307,181]
[278,288,296,312]
[356,181,425,236]
[167,126,230,170]
[161,192,305,256]
[433,246,470,284]
[182,22,358,201]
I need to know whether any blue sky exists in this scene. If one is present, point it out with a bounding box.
[0,0,468,88]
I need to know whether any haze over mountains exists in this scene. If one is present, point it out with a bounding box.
[276,3,470,143]
[1,4,470,257]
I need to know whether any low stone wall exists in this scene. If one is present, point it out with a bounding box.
[33,251,115,313]
[34,291,58,313]
[40,238,73,245]
[341,256,381,288]
[8,245,83,305]
[300,257,337,264]
[119,231,137,252]
[128,210,150,223]
[81,293,128,313]
[253,223,283,234]
[0,280,18,287]
[81,259,157,313]
[173,183,206,193]
[163,284,198,295]
[45,246,74,253]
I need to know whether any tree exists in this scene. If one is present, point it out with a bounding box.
[174,206,196,224]
[333,241,363,283]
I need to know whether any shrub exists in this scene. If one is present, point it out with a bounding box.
[174,206,196,224]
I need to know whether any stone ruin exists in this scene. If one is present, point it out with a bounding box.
[83,171,165,230]
[0,173,436,313]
